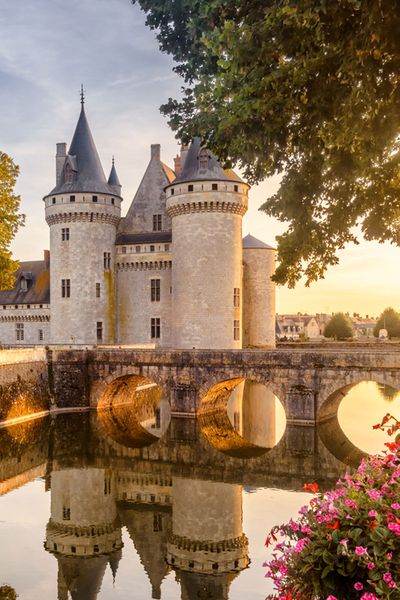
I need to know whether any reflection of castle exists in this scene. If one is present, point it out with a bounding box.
[44,463,248,599]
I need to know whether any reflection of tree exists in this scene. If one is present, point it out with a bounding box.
[377,384,399,403]
[0,585,18,599]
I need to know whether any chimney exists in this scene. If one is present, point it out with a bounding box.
[56,143,67,185]
[174,154,182,176]
[44,250,50,269]
[151,144,161,160]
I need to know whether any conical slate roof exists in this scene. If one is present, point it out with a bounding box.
[172,138,243,184]
[242,233,275,250]
[108,160,121,187]
[47,105,119,197]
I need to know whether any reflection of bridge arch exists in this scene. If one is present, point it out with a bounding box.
[198,378,284,458]
[97,374,170,449]
[316,376,400,466]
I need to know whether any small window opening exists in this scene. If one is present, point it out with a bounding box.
[188,184,194,192]
[151,317,161,339]
[70,195,75,203]
[212,183,218,191]
[92,195,98,203]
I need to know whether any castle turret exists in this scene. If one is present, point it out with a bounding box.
[44,93,122,344]
[166,139,249,349]
[242,234,276,347]
[107,157,122,197]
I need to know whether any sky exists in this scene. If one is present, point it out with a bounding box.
[0,0,399,316]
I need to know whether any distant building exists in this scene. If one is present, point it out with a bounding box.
[276,313,377,340]
[0,96,276,349]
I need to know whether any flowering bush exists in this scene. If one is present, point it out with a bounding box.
[264,415,400,599]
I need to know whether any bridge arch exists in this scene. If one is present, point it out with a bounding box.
[96,373,171,449]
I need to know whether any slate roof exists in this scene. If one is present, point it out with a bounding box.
[171,138,244,184]
[242,234,275,250]
[108,161,121,187]
[0,259,50,305]
[116,231,172,245]
[46,106,119,197]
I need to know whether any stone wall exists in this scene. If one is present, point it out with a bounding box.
[0,348,49,423]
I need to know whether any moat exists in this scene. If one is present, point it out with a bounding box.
[0,378,399,599]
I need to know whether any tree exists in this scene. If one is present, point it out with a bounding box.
[132,0,400,286]
[0,586,17,600]
[373,307,400,338]
[0,151,24,289]
[324,313,354,340]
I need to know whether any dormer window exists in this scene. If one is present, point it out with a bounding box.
[64,163,75,184]
[198,148,209,170]
[20,278,28,293]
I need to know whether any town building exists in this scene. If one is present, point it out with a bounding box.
[0,97,276,349]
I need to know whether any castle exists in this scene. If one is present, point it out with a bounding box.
[0,96,275,349]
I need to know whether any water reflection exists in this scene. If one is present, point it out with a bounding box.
[199,379,285,457]
[97,375,171,448]
[2,373,397,599]
[337,381,400,455]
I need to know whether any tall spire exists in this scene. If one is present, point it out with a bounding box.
[80,84,85,107]
[108,156,121,190]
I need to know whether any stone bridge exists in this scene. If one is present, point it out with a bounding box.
[48,345,400,423]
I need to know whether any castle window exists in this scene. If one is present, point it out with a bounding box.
[69,195,75,202]
[92,195,98,203]
[234,185,239,192]
[96,283,101,298]
[164,244,169,252]
[153,214,162,231]
[96,321,103,342]
[150,245,155,252]
[234,320,240,341]
[64,163,76,183]
[20,278,28,293]
[198,148,209,170]
[103,252,111,269]
[111,198,115,205]
[170,188,175,196]
[212,183,218,191]
[62,507,70,520]
[71,546,76,554]
[122,246,126,254]
[93,545,99,553]
[52,197,56,204]
[233,287,240,307]
[151,279,160,302]
[15,323,24,341]
[151,317,160,339]
[61,227,70,241]
[61,279,70,298]
[38,329,43,341]
[188,184,194,192]
[136,246,141,253]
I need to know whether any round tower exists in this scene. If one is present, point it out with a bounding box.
[242,234,276,347]
[166,139,249,349]
[44,94,122,344]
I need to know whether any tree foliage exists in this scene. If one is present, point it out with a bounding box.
[132,0,400,286]
[0,151,24,290]
[324,312,354,340]
[0,586,18,600]
[373,307,400,339]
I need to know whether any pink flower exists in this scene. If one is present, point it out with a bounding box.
[360,594,379,600]
[391,502,400,509]
[367,562,375,570]
[366,490,381,500]
[389,581,397,589]
[387,552,393,559]
[355,546,367,556]
[368,510,377,517]
[326,596,338,600]
[354,582,364,591]
[383,572,392,583]
[388,522,400,535]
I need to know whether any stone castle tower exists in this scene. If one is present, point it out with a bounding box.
[44,95,122,344]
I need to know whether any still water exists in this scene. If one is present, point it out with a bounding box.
[0,379,397,599]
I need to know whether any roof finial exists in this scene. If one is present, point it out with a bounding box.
[112,155,115,166]
[80,84,85,107]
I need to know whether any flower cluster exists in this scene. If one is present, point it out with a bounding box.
[264,421,400,599]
